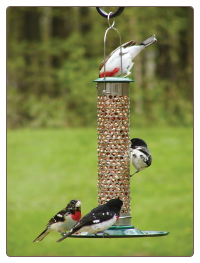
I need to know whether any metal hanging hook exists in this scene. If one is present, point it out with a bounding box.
[96,7,125,18]
[103,12,123,79]
[107,12,115,28]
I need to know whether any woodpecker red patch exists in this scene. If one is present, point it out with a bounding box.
[116,215,119,221]
[71,211,81,222]
[99,67,120,78]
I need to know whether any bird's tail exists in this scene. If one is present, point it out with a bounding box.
[33,228,50,242]
[139,34,157,48]
[56,231,72,243]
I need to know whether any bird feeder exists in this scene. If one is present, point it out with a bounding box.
[70,7,169,238]
[71,76,169,238]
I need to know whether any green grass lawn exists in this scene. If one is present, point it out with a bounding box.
[7,127,193,256]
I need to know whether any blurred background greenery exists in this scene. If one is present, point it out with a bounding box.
[7,6,193,128]
[7,6,193,257]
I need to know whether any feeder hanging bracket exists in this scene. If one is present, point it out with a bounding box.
[96,7,125,18]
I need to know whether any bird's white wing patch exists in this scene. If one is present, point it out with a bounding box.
[57,213,63,217]
[93,219,100,224]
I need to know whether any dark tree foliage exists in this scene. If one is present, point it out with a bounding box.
[7,7,193,128]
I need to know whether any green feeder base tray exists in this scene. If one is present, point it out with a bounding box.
[69,225,170,238]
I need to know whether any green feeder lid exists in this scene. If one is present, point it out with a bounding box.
[93,77,134,83]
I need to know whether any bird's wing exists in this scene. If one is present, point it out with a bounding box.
[70,211,115,233]
[99,40,136,70]
[136,146,151,156]
[47,208,68,225]
[146,154,152,166]
[90,203,105,213]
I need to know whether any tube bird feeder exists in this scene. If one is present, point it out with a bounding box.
[70,7,169,238]
[70,76,169,238]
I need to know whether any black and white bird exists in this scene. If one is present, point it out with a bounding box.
[99,34,157,78]
[33,199,82,242]
[56,198,123,242]
[130,138,152,177]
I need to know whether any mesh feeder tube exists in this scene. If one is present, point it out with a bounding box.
[95,77,133,226]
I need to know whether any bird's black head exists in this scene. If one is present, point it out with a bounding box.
[105,198,123,212]
[130,138,148,149]
[66,199,81,213]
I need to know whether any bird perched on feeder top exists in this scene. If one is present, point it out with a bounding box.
[57,198,123,242]
[99,34,157,78]
[130,138,152,177]
[33,199,82,242]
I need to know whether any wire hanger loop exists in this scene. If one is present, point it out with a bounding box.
[103,12,123,79]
